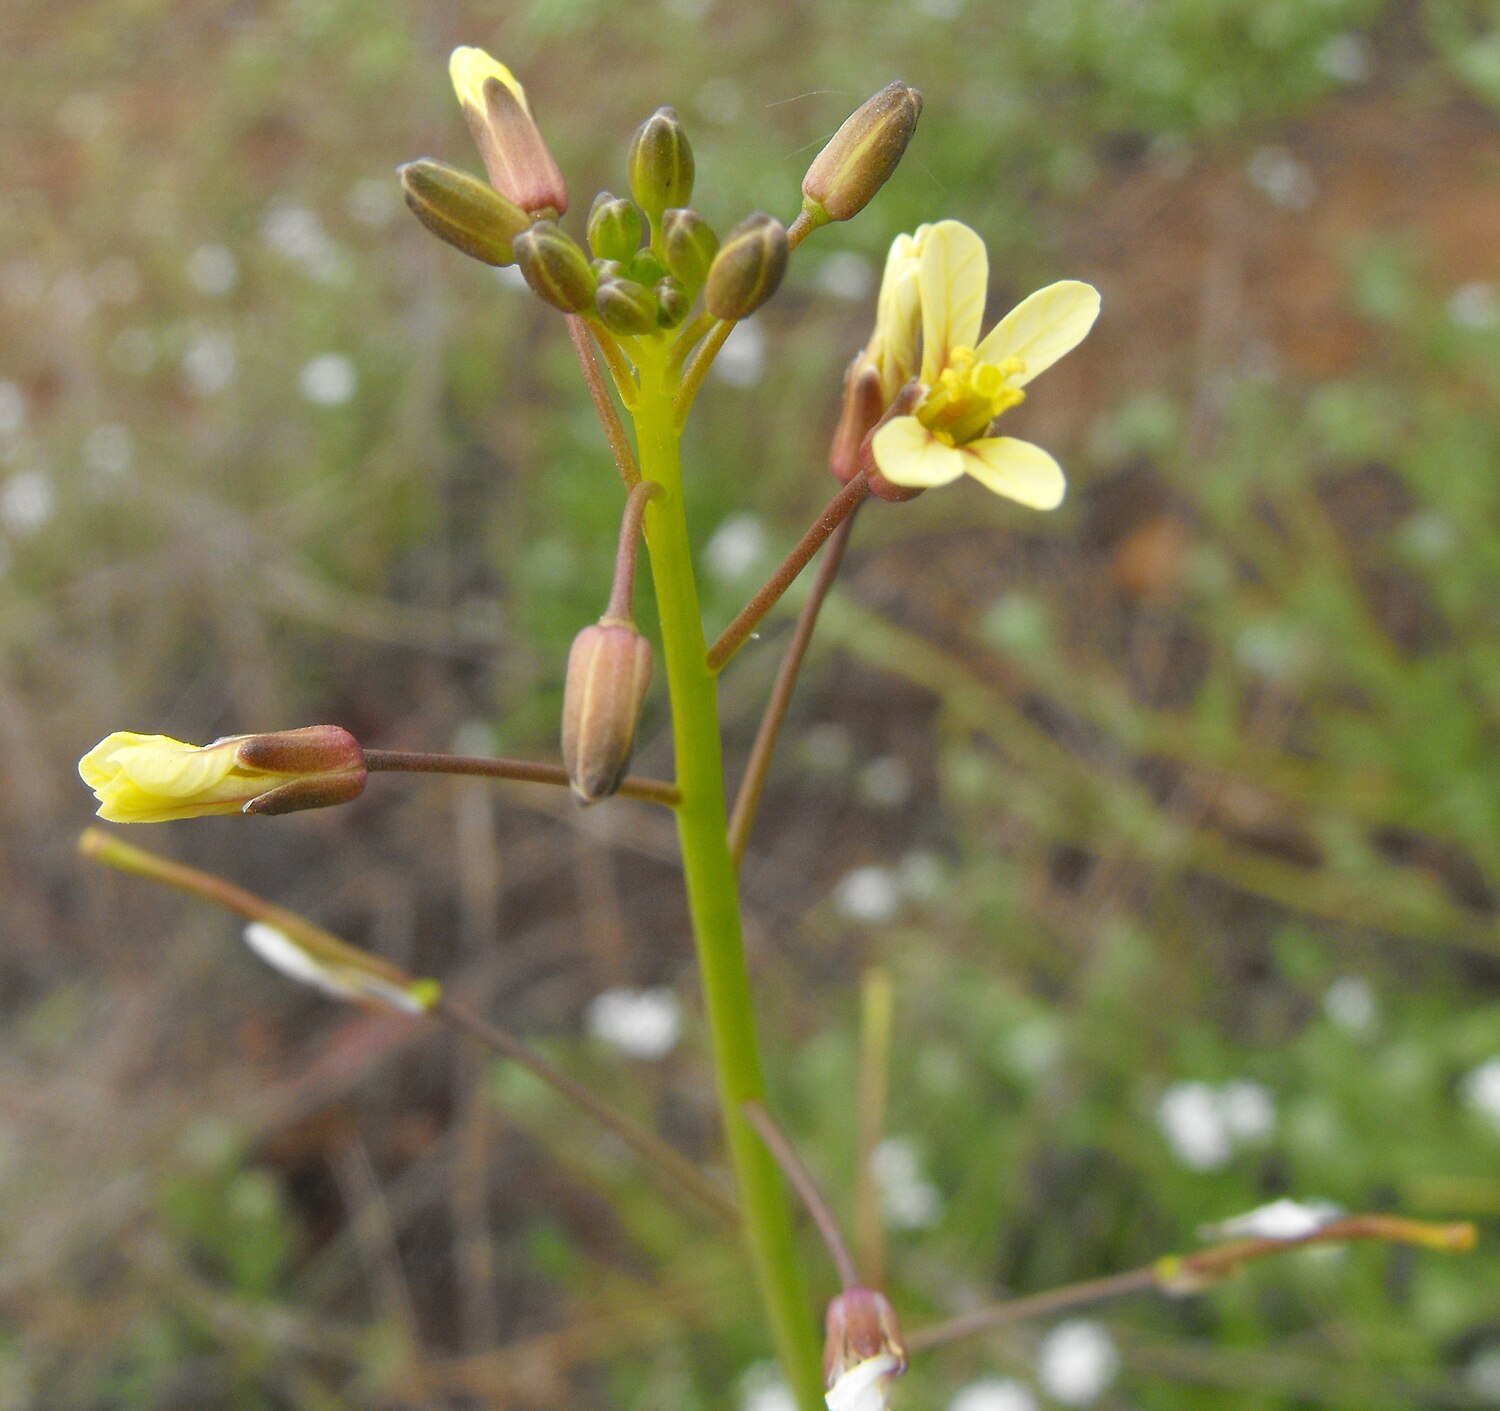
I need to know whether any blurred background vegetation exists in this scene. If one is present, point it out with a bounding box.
[6,0,1500,1406]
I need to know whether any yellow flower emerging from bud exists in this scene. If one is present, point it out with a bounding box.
[802,81,922,226]
[561,618,653,803]
[449,46,568,218]
[823,1288,906,1411]
[868,220,1100,509]
[79,726,366,823]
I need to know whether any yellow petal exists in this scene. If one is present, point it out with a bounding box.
[870,234,924,399]
[961,436,1067,509]
[918,221,988,386]
[449,46,529,115]
[975,280,1100,387]
[871,416,967,487]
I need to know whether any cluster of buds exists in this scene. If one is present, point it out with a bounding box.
[401,49,922,337]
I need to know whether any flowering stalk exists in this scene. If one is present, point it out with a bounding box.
[78,827,735,1224]
[905,1213,1478,1354]
[631,340,825,1408]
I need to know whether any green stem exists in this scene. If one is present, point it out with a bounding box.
[631,343,824,1410]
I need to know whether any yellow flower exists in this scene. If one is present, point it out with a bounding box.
[79,727,366,823]
[869,220,1099,509]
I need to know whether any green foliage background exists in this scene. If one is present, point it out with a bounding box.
[5,0,1500,1407]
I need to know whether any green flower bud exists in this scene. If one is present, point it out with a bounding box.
[561,618,653,803]
[628,107,694,227]
[513,220,596,312]
[801,82,922,225]
[587,192,644,263]
[592,258,625,283]
[704,211,788,320]
[661,208,719,289]
[398,159,532,266]
[655,278,691,328]
[627,249,666,286]
[596,276,658,335]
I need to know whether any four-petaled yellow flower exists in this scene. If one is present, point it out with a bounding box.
[870,219,1100,509]
[79,727,366,823]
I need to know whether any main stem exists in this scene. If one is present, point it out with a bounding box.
[631,344,824,1410]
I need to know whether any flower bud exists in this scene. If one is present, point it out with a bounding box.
[79,726,367,823]
[450,46,568,218]
[661,208,719,289]
[628,106,694,227]
[861,381,926,503]
[824,1288,906,1411]
[398,158,531,267]
[514,220,597,312]
[595,276,658,336]
[655,277,691,328]
[243,921,442,1016]
[802,82,922,225]
[829,357,885,485]
[561,618,653,803]
[704,212,789,320]
[587,192,644,263]
[627,249,667,287]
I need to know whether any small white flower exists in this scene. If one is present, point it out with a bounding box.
[1246,147,1315,211]
[1201,1198,1344,1243]
[949,1378,1038,1411]
[704,513,767,581]
[586,986,682,1060]
[713,320,766,388]
[872,1136,942,1230]
[818,251,876,302]
[0,470,55,536]
[84,424,134,480]
[182,329,237,395]
[1323,976,1378,1035]
[187,243,239,296]
[1220,1080,1276,1142]
[1463,1057,1500,1132]
[1035,1320,1119,1407]
[834,866,900,924]
[1465,1346,1500,1403]
[1449,282,1499,330]
[298,353,358,406]
[740,1363,797,1411]
[1157,1081,1233,1171]
[826,1354,901,1411]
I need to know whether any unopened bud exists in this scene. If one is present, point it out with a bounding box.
[655,278,691,328]
[587,192,644,263]
[398,159,531,267]
[802,82,922,225]
[824,1288,906,1409]
[561,618,653,803]
[450,46,568,217]
[628,106,694,227]
[829,357,885,484]
[627,249,666,286]
[514,220,596,312]
[862,380,926,503]
[596,276,658,335]
[661,208,719,289]
[705,211,789,320]
[236,726,369,815]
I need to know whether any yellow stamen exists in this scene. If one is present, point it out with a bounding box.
[915,347,1027,446]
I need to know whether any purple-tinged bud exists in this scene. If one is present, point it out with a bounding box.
[450,47,568,218]
[398,159,531,267]
[705,211,788,320]
[661,208,719,289]
[829,357,885,485]
[513,220,597,312]
[596,276,658,335]
[628,107,695,227]
[587,192,644,263]
[802,82,922,225]
[824,1287,906,1409]
[861,380,926,503]
[561,618,653,803]
[655,277,691,328]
